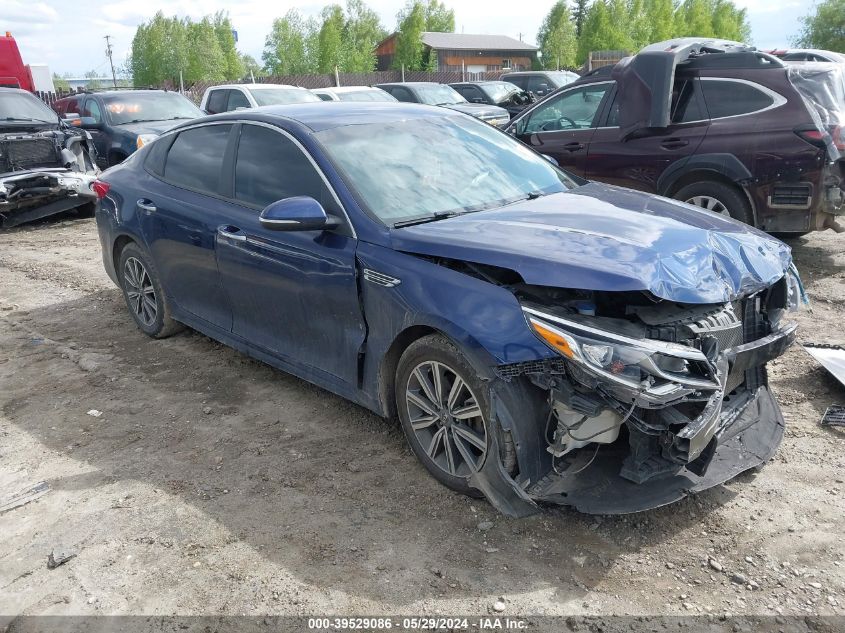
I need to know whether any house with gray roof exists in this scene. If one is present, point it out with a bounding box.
[375,32,538,72]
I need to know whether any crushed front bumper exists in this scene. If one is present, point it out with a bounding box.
[0,170,98,228]
[532,385,783,513]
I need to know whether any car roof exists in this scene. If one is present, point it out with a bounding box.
[187,102,459,133]
[0,86,29,95]
[209,83,301,90]
[451,81,510,86]
[376,82,443,87]
[313,86,383,93]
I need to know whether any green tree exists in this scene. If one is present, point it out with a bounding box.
[185,17,226,83]
[393,1,427,70]
[53,73,70,92]
[129,12,189,86]
[318,4,346,72]
[212,11,244,80]
[795,0,845,50]
[571,0,590,37]
[392,1,454,71]
[576,0,633,64]
[343,0,386,72]
[262,9,319,75]
[644,0,675,43]
[537,2,578,69]
[423,0,455,32]
[673,0,750,41]
[240,54,264,80]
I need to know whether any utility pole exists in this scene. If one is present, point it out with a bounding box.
[104,35,117,88]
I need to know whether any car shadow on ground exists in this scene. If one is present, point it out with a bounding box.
[1,288,744,605]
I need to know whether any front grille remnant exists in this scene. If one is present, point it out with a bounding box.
[495,358,567,380]
[0,137,62,172]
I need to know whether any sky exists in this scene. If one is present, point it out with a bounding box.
[7,0,811,78]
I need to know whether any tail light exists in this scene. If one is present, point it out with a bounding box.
[794,125,827,148]
[90,180,110,200]
[794,124,845,152]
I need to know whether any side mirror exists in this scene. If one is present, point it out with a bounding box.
[472,97,484,103]
[63,112,80,120]
[77,116,100,128]
[259,196,340,231]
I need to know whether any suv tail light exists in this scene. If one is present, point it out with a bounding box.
[90,180,110,200]
[794,124,845,152]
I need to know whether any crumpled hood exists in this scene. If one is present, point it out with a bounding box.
[390,182,792,304]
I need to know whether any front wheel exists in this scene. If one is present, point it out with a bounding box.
[395,334,513,497]
[675,181,753,226]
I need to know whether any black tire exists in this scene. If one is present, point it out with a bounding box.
[117,243,182,338]
[395,334,514,497]
[674,181,753,225]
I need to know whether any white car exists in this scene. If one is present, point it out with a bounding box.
[311,86,398,102]
[200,83,320,114]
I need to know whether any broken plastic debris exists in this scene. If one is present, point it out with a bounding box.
[47,548,77,569]
[803,344,845,389]
[86,409,103,417]
[821,405,845,427]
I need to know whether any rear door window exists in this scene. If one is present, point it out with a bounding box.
[700,80,776,119]
[458,86,486,103]
[164,124,232,194]
[205,89,228,114]
[389,86,414,102]
[527,76,554,97]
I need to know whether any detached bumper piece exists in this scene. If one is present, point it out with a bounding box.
[0,170,97,228]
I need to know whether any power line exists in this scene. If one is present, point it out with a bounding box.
[104,35,117,88]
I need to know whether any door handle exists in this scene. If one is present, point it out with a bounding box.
[136,199,156,214]
[563,142,584,152]
[217,225,246,242]
[661,138,689,150]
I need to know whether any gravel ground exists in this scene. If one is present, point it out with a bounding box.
[0,215,843,623]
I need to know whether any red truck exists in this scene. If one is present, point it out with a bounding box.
[0,32,35,92]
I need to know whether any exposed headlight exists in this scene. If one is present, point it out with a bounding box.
[523,307,719,396]
[136,134,159,150]
[785,263,809,312]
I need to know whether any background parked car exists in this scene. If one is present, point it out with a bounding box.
[52,90,202,169]
[1,88,98,227]
[449,80,534,118]
[311,86,398,102]
[500,70,579,98]
[375,82,510,127]
[767,49,845,64]
[507,39,845,234]
[201,83,320,114]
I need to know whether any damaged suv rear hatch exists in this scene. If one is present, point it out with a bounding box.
[0,87,98,228]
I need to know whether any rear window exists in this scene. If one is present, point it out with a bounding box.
[164,124,231,194]
[700,80,775,119]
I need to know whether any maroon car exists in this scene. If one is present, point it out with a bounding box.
[507,39,845,234]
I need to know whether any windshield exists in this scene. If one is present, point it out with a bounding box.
[317,114,574,226]
[0,90,58,123]
[484,82,521,103]
[338,90,396,102]
[103,93,202,125]
[414,84,467,106]
[251,88,321,105]
[548,71,580,88]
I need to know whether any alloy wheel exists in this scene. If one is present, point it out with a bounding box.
[686,195,729,216]
[123,256,157,327]
[405,360,488,477]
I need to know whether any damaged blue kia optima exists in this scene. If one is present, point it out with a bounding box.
[94,103,803,516]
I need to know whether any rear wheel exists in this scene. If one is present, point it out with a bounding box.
[675,181,753,226]
[117,243,182,338]
[395,334,514,497]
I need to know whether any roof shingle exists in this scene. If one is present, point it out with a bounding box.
[420,32,538,52]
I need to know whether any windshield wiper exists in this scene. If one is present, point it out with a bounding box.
[393,210,460,228]
[3,116,53,123]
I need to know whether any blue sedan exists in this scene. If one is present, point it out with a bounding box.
[94,103,800,515]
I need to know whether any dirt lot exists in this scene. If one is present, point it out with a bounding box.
[1,215,844,623]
